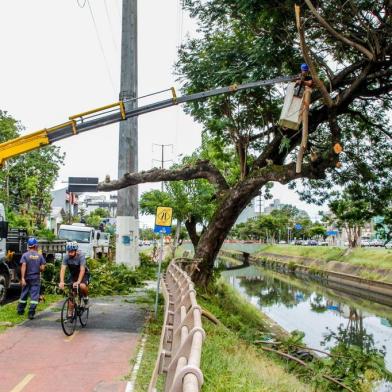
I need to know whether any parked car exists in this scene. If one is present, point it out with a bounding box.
[294,240,304,245]
[385,242,392,249]
[278,240,287,244]
[307,240,318,246]
[318,241,329,246]
[361,240,371,247]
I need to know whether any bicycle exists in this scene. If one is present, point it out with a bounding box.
[60,283,89,336]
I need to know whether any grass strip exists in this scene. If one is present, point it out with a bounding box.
[259,245,392,270]
[0,294,62,333]
[132,279,310,392]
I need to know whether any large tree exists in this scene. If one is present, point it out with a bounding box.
[99,1,392,286]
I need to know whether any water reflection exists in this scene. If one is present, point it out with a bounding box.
[223,266,392,377]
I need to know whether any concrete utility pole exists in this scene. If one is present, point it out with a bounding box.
[116,0,139,268]
[152,144,173,191]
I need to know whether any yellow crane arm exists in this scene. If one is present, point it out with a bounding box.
[0,129,50,166]
[0,101,125,167]
[0,75,294,167]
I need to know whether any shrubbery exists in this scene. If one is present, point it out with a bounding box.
[42,252,157,296]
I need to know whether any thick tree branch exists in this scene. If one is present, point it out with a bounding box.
[304,0,374,60]
[339,62,374,104]
[295,4,334,107]
[97,160,229,192]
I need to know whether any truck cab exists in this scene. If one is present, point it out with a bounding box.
[58,223,96,258]
[58,223,110,259]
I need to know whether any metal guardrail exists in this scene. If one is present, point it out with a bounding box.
[149,260,205,392]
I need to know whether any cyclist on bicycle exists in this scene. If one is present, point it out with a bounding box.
[59,241,90,305]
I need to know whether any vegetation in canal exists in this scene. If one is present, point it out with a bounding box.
[198,279,392,391]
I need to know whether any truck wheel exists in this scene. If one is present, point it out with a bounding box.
[0,273,8,304]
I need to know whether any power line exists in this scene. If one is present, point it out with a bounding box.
[152,144,174,191]
[76,0,87,8]
[103,0,119,53]
[86,0,116,94]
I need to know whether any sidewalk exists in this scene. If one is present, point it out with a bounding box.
[0,296,146,392]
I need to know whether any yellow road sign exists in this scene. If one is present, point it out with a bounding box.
[155,206,173,227]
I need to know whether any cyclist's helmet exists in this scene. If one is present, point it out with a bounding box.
[66,241,79,251]
[301,63,309,72]
[27,237,38,247]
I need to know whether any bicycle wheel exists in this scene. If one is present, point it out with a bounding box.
[61,298,77,336]
[79,305,89,327]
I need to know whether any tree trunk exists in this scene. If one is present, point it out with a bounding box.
[185,216,200,250]
[192,180,261,287]
[171,219,182,258]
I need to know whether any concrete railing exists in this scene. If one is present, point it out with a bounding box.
[149,260,205,392]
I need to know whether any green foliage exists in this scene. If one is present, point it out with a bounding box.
[314,324,392,391]
[139,227,159,241]
[0,111,64,228]
[375,209,392,245]
[86,214,102,229]
[34,228,56,242]
[42,254,157,296]
[91,208,110,218]
[140,164,216,242]
[82,208,111,229]
[230,206,324,241]
[326,191,374,247]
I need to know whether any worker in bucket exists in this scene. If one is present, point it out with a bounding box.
[17,237,46,319]
[294,63,313,97]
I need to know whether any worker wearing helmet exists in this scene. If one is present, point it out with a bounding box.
[294,63,314,97]
[17,237,46,319]
[59,241,90,305]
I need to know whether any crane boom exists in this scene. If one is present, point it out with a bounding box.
[0,75,294,166]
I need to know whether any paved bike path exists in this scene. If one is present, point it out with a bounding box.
[0,296,146,392]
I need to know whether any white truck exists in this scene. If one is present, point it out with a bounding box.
[58,223,110,259]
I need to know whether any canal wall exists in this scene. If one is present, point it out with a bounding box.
[219,250,392,307]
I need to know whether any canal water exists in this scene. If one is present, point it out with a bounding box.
[221,265,392,391]
[179,242,392,388]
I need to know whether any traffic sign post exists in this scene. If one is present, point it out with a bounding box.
[154,207,173,318]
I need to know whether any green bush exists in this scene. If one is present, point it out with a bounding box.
[42,255,157,296]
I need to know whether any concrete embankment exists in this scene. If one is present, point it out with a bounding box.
[220,250,392,307]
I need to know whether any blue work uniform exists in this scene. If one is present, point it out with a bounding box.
[62,252,90,284]
[17,250,46,316]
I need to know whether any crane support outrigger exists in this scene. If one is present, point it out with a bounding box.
[0,75,294,166]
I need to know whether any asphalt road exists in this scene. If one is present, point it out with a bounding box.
[0,296,146,392]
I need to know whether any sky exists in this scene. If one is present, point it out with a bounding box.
[0,0,325,226]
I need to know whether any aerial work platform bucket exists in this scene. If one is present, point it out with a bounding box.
[278,82,305,130]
